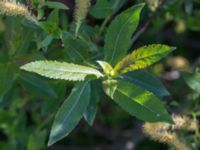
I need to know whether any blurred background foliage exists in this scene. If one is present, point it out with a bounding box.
[0,0,199,149]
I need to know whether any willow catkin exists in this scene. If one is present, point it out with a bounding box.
[143,115,198,150]
[74,0,91,37]
[0,0,37,23]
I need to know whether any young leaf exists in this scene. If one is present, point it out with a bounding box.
[119,70,169,97]
[105,80,173,123]
[97,61,114,76]
[114,44,175,74]
[20,60,103,81]
[48,81,91,146]
[104,3,145,66]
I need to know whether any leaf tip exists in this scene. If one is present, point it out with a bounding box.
[47,138,54,147]
[20,64,28,71]
[161,113,174,124]
[167,117,175,124]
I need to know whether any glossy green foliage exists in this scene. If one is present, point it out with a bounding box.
[106,81,173,123]
[0,0,181,148]
[21,61,103,81]
[120,70,169,97]
[48,81,91,146]
[104,4,145,65]
[114,44,175,74]
[84,81,101,126]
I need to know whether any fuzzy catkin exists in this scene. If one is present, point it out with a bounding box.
[74,0,91,37]
[143,123,190,150]
[0,0,36,23]
[142,115,198,150]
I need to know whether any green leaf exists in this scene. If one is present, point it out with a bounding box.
[182,71,200,93]
[45,1,69,10]
[20,60,103,81]
[104,3,145,66]
[38,34,53,50]
[0,63,14,97]
[103,79,118,99]
[61,32,88,63]
[114,44,175,74]
[105,80,173,123]
[48,81,91,146]
[39,10,62,38]
[89,0,113,19]
[120,70,169,97]
[84,82,100,126]
[19,72,57,98]
[42,81,67,114]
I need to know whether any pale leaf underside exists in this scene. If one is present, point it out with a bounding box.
[21,60,103,81]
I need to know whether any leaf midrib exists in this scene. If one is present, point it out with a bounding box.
[131,49,171,61]
[68,44,86,62]
[122,75,161,95]
[109,12,136,63]
[31,66,98,75]
[116,49,171,71]
[59,82,88,132]
[116,88,161,117]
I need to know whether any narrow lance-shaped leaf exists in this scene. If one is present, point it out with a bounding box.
[114,44,175,75]
[20,60,103,81]
[104,3,145,66]
[120,70,169,97]
[84,82,100,126]
[104,80,173,123]
[48,81,91,146]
